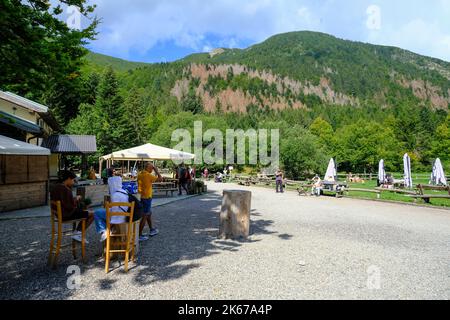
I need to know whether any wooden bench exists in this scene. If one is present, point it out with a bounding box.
[258,177,274,186]
[153,183,177,197]
[407,194,450,204]
[416,184,450,195]
[235,177,251,186]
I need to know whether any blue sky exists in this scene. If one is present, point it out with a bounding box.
[69,0,450,63]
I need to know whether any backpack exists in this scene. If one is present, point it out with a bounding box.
[118,191,143,222]
[179,167,187,181]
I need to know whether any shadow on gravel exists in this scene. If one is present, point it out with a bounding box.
[0,215,123,299]
[0,186,282,298]
[130,188,278,287]
[0,220,96,300]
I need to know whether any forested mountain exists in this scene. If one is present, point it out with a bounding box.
[70,31,450,177]
[83,52,150,73]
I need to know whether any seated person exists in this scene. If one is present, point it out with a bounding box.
[215,172,223,183]
[94,176,129,242]
[311,174,322,196]
[50,171,94,243]
[386,174,394,185]
[88,167,97,180]
[107,168,118,195]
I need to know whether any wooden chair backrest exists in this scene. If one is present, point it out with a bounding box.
[105,202,135,227]
[50,200,63,223]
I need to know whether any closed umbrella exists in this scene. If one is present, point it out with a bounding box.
[324,158,337,182]
[378,159,386,185]
[430,158,447,186]
[403,153,413,188]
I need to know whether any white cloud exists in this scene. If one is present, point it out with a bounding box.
[368,18,450,61]
[86,0,322,59]
[73,0,450,62]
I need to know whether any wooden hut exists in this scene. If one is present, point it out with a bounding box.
[0,135,50,212]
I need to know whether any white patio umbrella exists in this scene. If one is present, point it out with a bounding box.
[324,158,337,182]
[430,158,447,186]
[403,153,413,188]
[378,159,386,184]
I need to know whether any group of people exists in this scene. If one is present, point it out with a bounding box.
[274,170,324,196]
[50,162,163,244]
[213,166,234,183]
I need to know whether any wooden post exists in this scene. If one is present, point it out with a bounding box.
[219,190,251,240]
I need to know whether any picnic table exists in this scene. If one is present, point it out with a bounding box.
[153,182,177,197]
[322,181,347,191]
[392,179,405,189]
[321,181,348,197]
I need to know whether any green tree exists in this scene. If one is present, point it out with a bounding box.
[95,67,126,154]
[309,117,334,151]
[431,115,450,169]
[335,121,401,173]
[122,88,149,146]
[280,127,329,179]
[0,0,98,125]
[181,89,203,114]
[81,72,101,105]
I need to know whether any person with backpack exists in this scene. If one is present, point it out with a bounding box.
[137,162,163,241]
[178,163,189,195]
[93,176,130,242]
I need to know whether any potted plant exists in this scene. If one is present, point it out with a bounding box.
[194,180,205,194]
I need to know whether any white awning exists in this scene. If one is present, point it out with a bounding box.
[403,153,413,188]
[0,135,50,156]
[430,158,447,186]
[378,159,386,184]
[101,143,195,162]
[324,158,337,182]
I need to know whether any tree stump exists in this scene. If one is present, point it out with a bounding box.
[219,190,251,240]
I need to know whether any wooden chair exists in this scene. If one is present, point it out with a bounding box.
[104,201,136,273]
[48,201,87,269]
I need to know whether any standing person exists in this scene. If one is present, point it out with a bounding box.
[178,163,189,195]
[50,171,94,243]
[276,169,284,193]
[101,167,108,185]
[203,168,209,180]
[137,163,163,241]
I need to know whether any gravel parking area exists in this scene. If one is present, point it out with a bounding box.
[0,182,449,300]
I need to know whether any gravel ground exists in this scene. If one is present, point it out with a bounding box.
[0,182,449,300]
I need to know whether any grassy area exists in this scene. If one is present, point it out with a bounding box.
[346,178,450,208]
[229,175,450,208]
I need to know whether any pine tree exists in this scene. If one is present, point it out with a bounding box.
[122,88,148,146]
[95,67,125,154]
